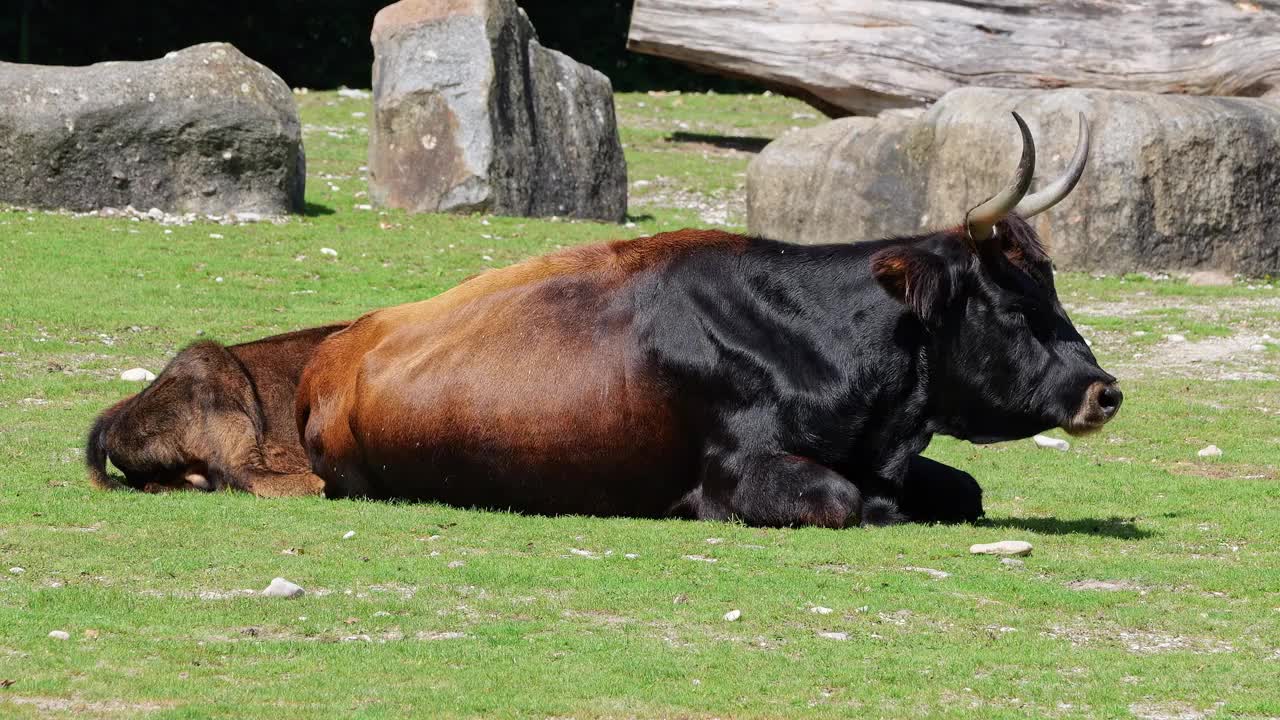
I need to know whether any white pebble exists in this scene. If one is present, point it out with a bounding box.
[48,630,71,641]
[1166,334,1187,343]
[811,606,833,615]
[342,530,356,539]
[818,631,848,641]
[1033,435,1070,452]
[1197,445,1223,458]
[9,567,24,575]
[320,247,338,257]
[261,577,305,598]
[447,560,465,568]
[624,553,638,559]
[723,609,741,622]
[970,540,1033,557]
[214,277,224,283]
[209,233,224,239]
[120,368,157,382]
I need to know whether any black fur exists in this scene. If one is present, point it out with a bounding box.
[632,217,1112,526]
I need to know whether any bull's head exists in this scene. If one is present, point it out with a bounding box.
[872,112,1121,443]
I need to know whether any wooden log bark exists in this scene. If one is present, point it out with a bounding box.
[627,0,1280,117]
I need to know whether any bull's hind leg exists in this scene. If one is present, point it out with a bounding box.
[692,450,863,529]
[235,469,326,498]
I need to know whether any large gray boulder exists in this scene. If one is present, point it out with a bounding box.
[748,88,1280,277]
[370,0,627,222]
[0,43,305,215]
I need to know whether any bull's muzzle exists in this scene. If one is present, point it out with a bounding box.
[1065,380,1123,435]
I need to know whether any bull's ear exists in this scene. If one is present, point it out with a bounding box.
[870,247,951,326]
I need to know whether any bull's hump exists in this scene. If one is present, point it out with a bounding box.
[377,229,751,325]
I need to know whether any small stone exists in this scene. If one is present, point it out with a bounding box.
[342,530,356,539]
[623,553,638,559]
[818,631,848,641]
[1197,445,1223,458]
[1033,434,1070,452]
[209,233,224,239]
[969,540,1033,557]
[8,567,24,575]
[705,538,724,544]
[119,368,157,382]
[373,611,392,617]
[1187,270,1233,287]
[48,630,70,640]
[261,577,305,598]
[811,606,833,615]
[1000,558,1025,568]
[446,560,465,568]
[1166,334,1187,343]
[723,609,741,622]
[214,276,224,283]
[320,247,338,257]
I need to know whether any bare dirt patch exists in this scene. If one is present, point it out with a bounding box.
[1045,624,1234,655]
[1066,579,1150,592]
[1129,700,1224,720]
[3,695,176,717]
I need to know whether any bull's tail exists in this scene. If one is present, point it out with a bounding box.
[861,496,909,527]
[85,402,128,490]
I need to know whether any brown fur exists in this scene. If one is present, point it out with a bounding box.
[87,323,349,496]
[297,229,747,512]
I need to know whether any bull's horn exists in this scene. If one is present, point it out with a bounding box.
[965,111,1036,243]
[1014,112,1090,218]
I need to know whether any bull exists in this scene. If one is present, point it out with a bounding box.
[87,323,348,496]
[297,112,1119,527]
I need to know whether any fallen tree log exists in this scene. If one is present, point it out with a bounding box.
[627,0,1280,117]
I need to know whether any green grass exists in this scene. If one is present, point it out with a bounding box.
[2,90,1280,719]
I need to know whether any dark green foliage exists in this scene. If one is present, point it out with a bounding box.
[1,0,758,91]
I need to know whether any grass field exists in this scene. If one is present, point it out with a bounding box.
[2,89,1279,719]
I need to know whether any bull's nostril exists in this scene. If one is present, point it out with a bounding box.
[1098,385,1123,417]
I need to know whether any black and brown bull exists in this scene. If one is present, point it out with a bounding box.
[294,113,1120,527]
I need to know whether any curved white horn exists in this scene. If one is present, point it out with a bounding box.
[1015,112,1090,218]
[965,111,1036,243]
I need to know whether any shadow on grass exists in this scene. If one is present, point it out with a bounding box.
[666,131,773,154]
[625,213,656,223]
[304,202,336,217]
[980,516,1154,539]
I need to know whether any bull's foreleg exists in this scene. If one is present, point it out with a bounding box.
[894,455,984,524]
[690,450,864,529]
